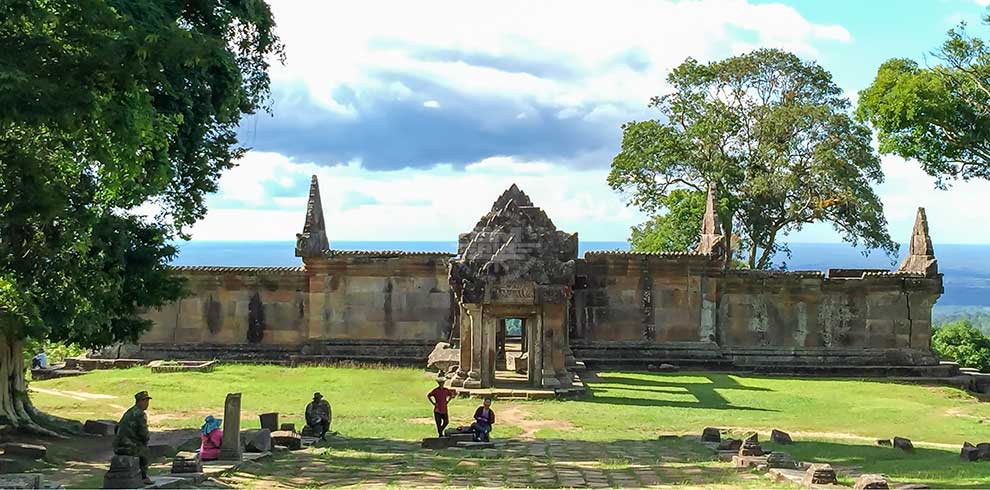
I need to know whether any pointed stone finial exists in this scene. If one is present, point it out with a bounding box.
[696,183,724,257]
[896,207,937,275]
[295,175,330,258]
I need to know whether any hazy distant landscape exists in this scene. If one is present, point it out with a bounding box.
[172,240,990,327]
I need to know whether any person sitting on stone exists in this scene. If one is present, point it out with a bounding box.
[470,397,495,442]
[305,392,332,440]
[427,376,454,437]
[30,349,47,369]
[113,391,153,485]
[198,415,223,461]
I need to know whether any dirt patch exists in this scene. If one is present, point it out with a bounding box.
[408,417,435,425]
[29,387,118,401]
[498,405,572,439]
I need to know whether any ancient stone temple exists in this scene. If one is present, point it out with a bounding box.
[448,185,577,389]
[126,176,951,379]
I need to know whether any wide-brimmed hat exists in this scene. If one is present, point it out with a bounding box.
[135,391,152,401]
[313,392,323,399]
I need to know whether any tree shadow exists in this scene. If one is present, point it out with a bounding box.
[581,371,777,412]
[762,438,990,490]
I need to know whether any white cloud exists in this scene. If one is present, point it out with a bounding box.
[976,0,989,7]
[267,0,852,118]
[190,151,646,241]
[422,100,440,108]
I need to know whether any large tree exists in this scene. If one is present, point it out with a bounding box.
[857,12,990,185]
[0,0,282,434]
[609,49,897,269]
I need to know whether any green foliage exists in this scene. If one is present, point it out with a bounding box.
[857,13,990,185]
[609,49,897,269]
[932,320,990,372]
[629,189,706,253]
[0,1,283,349]
[23,339,85,367]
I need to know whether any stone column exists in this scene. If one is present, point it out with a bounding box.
[219,393,243,461]
[451,305,471,387]
[464,306,483,388]
[304,259,330,341]
[482,313,498,387]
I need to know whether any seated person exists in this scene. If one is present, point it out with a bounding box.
[470,397,495,442]
[31,350,47,369]
[305,392,332,440]
[199,415,223,461]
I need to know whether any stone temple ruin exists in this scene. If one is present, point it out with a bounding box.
[126,176,951,389]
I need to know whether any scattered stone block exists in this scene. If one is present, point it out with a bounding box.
[83,420,117,436]
[103,455,143,489]
[421,437,449,450]
[270,431,302,450]
[279,423,295,432]
[976,442,990,460]
[0,473,42,489]
[701,427,721,443]
[0,444,46,460]
[259,413,279,432]
[170,451,202,474]
[853,473,889,490]
[802,463,837,486]
[744,432,758,443]
[246,429,271,453]
[770,429,792,444]
[960,442,980,461]
[893,437,913,451]
[732,455,767,468]
[717,439,742,451]
[219,393,243,461]
[456,441,495,449]
[766,452,799,469]
[427,342,460,372]
[648,363,679,372]
[738,437,764,457]
[876,439,891,447]
[449,433,474,445]
[147,444,175,459]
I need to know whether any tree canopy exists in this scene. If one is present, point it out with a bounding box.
[0,0,282,433]
[932,320,990,372]
[609,49,897,269]
[857,13,990,186]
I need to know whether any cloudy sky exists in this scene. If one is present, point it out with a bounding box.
[189,0,990,246]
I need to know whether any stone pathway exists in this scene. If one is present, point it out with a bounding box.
[221,436,759,488]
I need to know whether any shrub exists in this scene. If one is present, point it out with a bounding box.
[932,320,990,372]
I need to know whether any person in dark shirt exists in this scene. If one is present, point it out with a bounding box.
[470,396,495,442]
[427,377,454,437]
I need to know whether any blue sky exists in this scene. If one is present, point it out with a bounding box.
[188,0,990,246]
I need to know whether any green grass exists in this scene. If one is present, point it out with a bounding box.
[31,366,990,488]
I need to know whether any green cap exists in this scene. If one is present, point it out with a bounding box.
[135,391,152,401]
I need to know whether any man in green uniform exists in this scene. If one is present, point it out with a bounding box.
[113,391,153,485]
[305,392,332,440]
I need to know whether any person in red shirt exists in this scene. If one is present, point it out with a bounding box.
[198,415,223,461]
[427,377,455,437]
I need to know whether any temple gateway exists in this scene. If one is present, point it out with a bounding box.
[126,176,952,391]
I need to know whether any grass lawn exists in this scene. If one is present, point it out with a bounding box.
[29,365,990,488]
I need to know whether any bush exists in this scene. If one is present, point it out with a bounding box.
[23,339,86,368]
[932,320,990,372]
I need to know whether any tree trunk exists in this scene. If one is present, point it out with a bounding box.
[0,335,80,436]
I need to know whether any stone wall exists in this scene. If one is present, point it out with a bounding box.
[134,252,454,362]
[572,252,945,373]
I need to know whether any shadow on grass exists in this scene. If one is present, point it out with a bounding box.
[763,439,990,489]
[227,434,748,488]
[582,372,778,412]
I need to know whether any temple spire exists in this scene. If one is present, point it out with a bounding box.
[295,175,330,258]
[696,183,724,257]
[896,207,938,275]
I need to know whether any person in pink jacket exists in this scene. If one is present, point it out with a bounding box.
[199,415,223,461]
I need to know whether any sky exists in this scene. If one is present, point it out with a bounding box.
[187,0,990,246]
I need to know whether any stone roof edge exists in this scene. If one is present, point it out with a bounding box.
[170,265,305,273]
[583,250,712,258]
[325,250,456,257]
